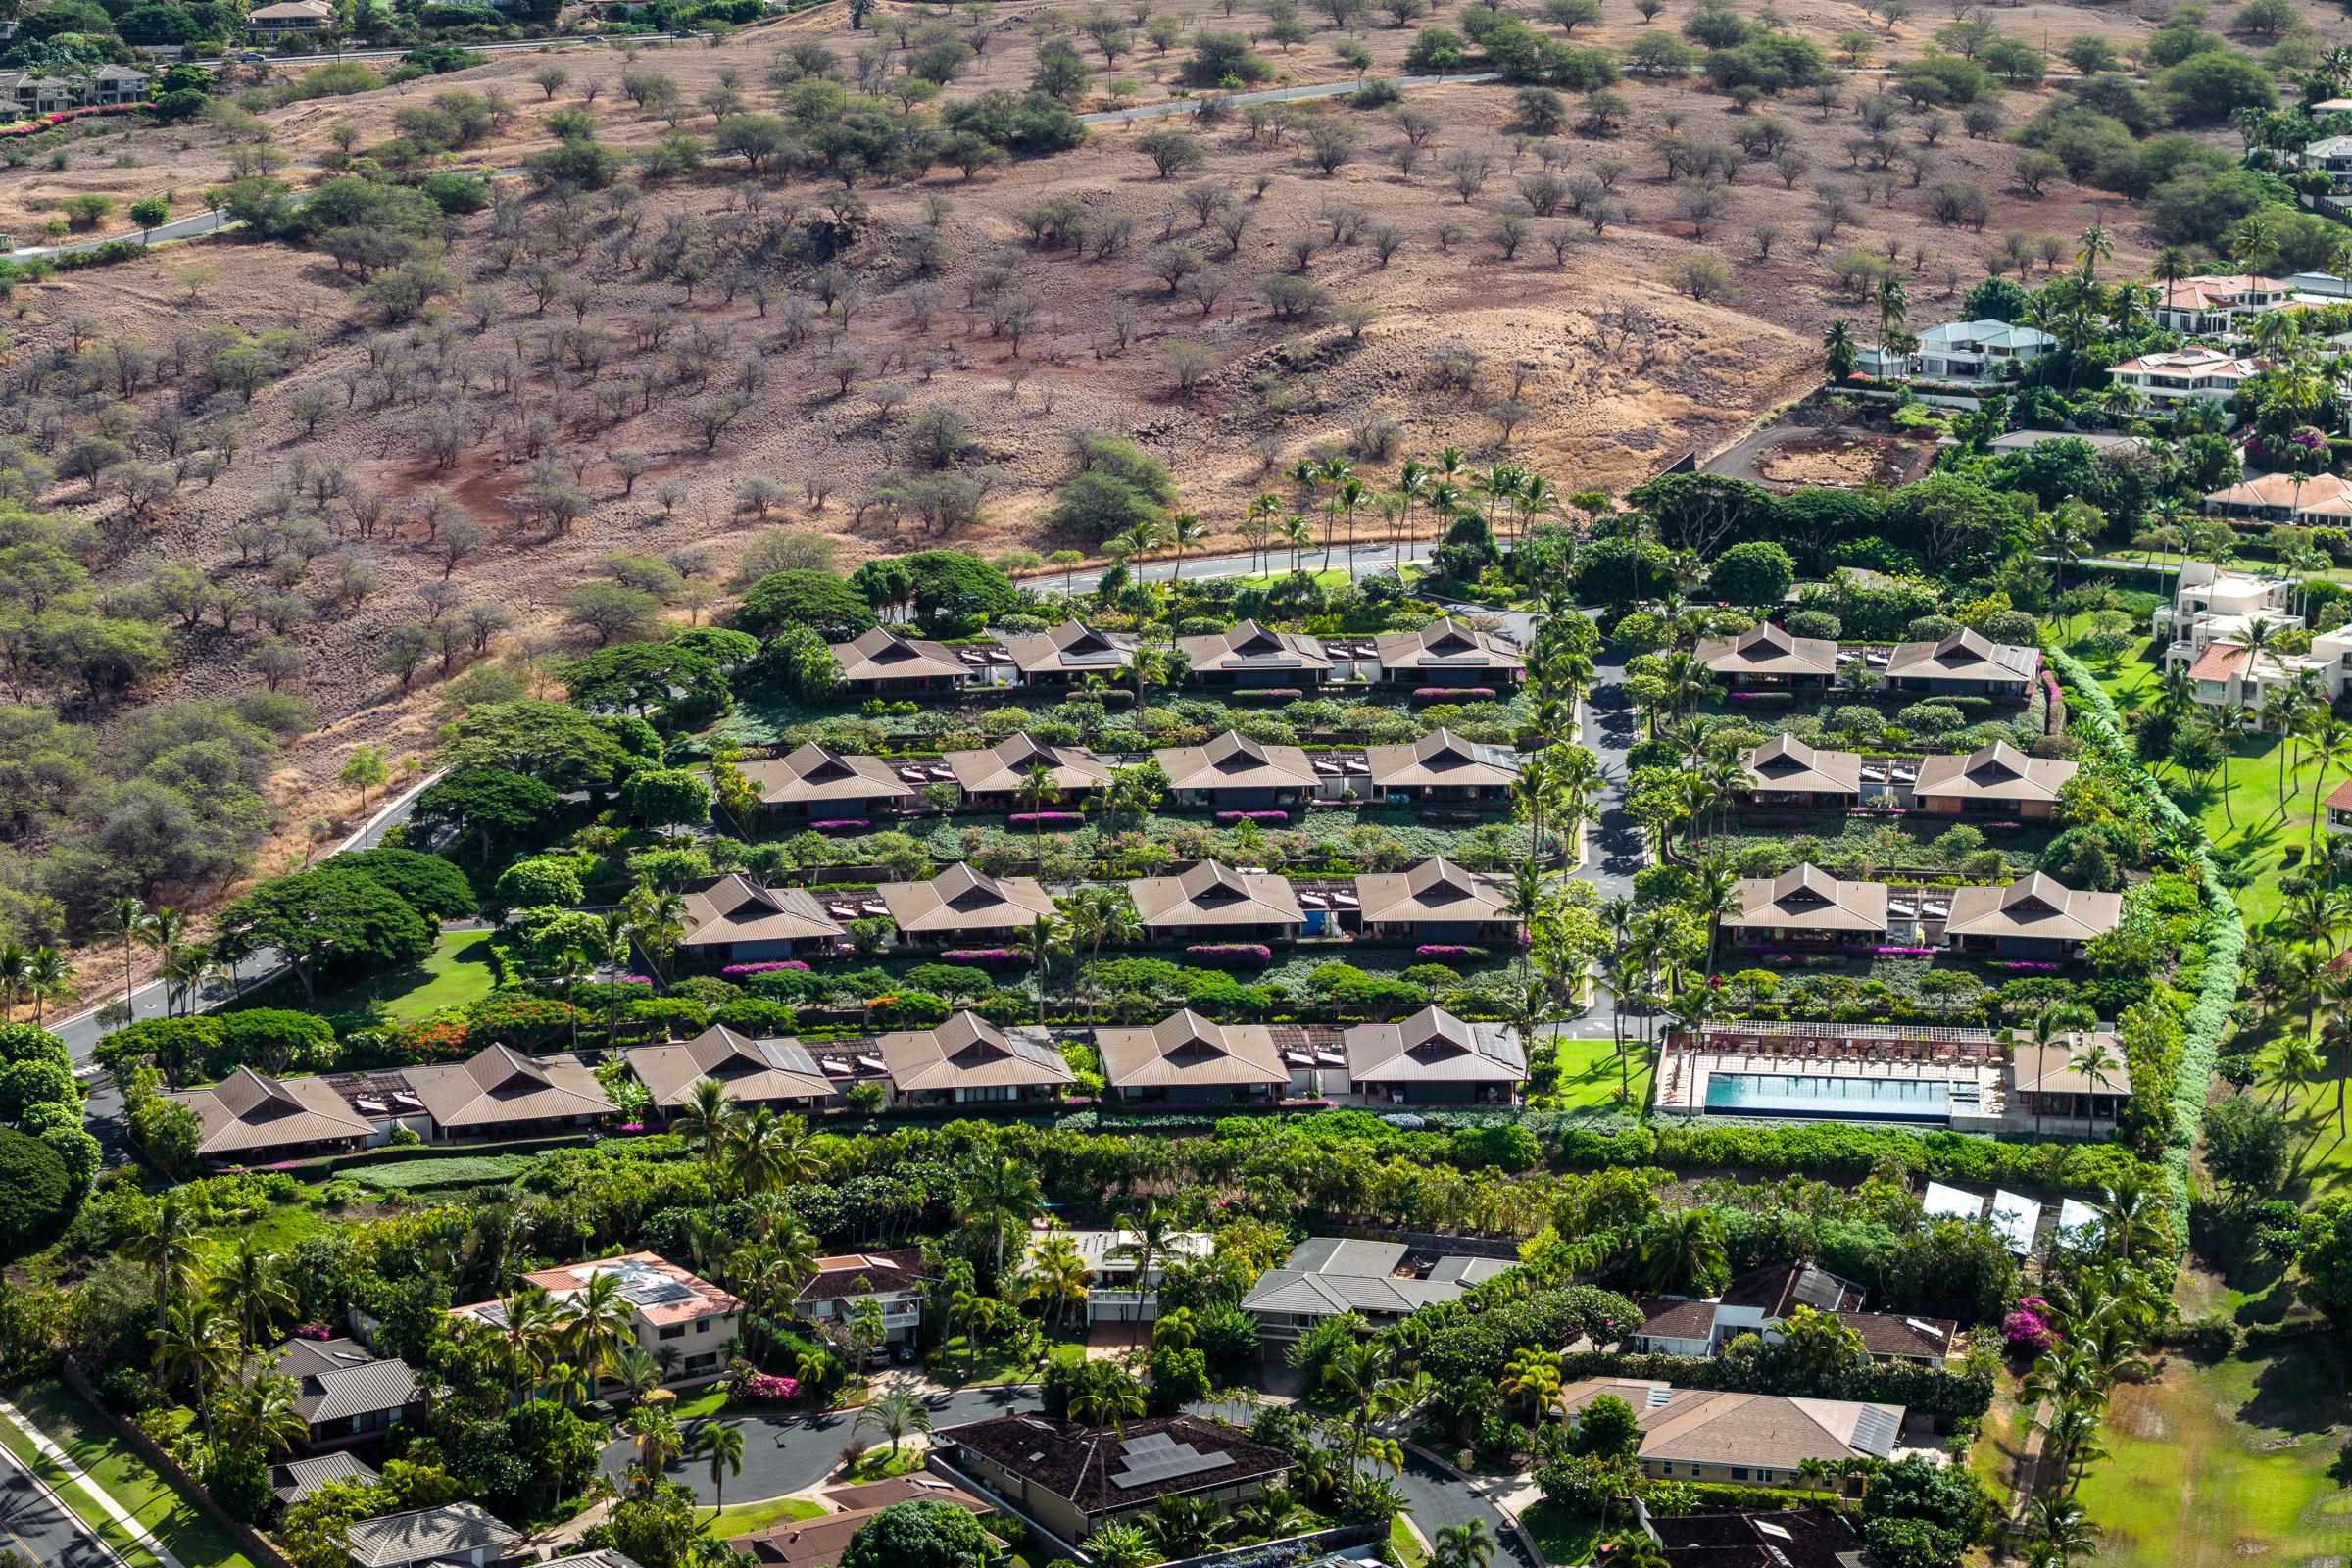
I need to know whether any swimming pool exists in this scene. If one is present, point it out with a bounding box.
[1703,1072,1955,1124]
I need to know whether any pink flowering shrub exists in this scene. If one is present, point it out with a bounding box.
[721,961,813,978]
[1187,943,1273,967]
[1416,944,1491,960]
[0,103,146,138]
[1237,687,1304,700]
[1215,810,1290,824]
[1009,811,1084,826]
[295,1324,332,1341]
[2003,1298,2055,1356]
[735,1372,800,1402]
[810,818,870,832]
[1413,686,1496,702]
[942,949,1029,966]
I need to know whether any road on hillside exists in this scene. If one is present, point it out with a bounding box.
[0,1446,122,1568]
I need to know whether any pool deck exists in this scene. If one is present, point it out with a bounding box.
[1656,1047,2013,1133]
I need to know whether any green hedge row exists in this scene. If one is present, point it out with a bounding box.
[2048,649,2241,1248]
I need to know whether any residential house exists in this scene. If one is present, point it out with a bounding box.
[1127,860,1306,945]
[1020,1228,1213,1326]
[397,1044,612,1143]
[271,1452,378,1508]
[1649,1509,1867,1568]
[1362,727,1520,807]
[87,64,150,103]
[1721,865,1887,950]
[258,1340,427,1452]
[1094,1008,1290,1106]
[1240,1237,1513,1355]
[2009,1033,2132,1127]
[1857,318,2057,383]
[1352,857,1523,945]
[932,1413,1294,1546]
[2147,273,2295,335]
[166,1067,376,1165]
[826,628,969,696]
[1372,617,1527,689]
[1001,620,1134,687]
[626,1025,841,1120]
[2104,347,2273,415]
[1882,628,2041,701]
[1153,730,1321,808]
[1556,1379,1908,1489]
[1692,622,1839,694]
[939,733,1109,810]
[247,0,334,31]
[875,1011,1074,1107]
[2153,561,2302,661]
[1177,620,1332,690]
[0,72,76,113]
[451,1252,742,1389]
[1627,1262,1957,1368]
[877,863,1060,948]
[2327,774,2352,831]
[738,743,915,821]
[1737,735,1861,810]
[2201,469,2352,526]
[676,873,846,965]
[2300,136,2352,190]
[1343,1004,1525,1106]
[1941,872,2122,961]
[2178,628,2352,717]
[1910,742,2078,821]
[344,1503,525,1568]
[791,1249,928,1348]
[730,1480,987,1568]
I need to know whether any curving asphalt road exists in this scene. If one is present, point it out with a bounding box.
[607,1384,1529,1559]
[0,1446,125,1568]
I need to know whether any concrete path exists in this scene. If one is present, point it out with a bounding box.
[0,1399,182,1568]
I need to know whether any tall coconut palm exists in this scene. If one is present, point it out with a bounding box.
[131,1194,204,1307]
[1026,1235,1093,1332]
[731,1108,824,1196]
[1434,1520,1497,1568]
[1015,765,1062,840]
[24,946,71,1026]
[498,1282,565,1394]
[627,1404,684,1492]
[2066,1034,2122,1138]
[1637,1207,1727,1296]
[675,1079,739,1194]
[1166,511,1207,581]
[1108,1202,1178,1345]
[215,1240,295,1352]
[1324,1340,1409,1474]
[957,1143,1046,1279]
[694,1420,746,1519]
[1023,913,1071,1026]
[153,1298,237,1445]
[564,1268,639,1392]
[100,895,147,1020]
[2151,245,2189,324]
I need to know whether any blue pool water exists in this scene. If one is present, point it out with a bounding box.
[1703,1072,1952,1123]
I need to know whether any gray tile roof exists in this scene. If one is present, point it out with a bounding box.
[265,1339,423,1425]
[346,1503,522,1568]
[270,1451,377,1504]
[1241,1236,1511,1319]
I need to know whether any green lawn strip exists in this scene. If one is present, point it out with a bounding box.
[346,1153,538,1193]
[1545,1038,1650,1117]
[2243,1027,2352,1200]
[2070,1335,2352,1568]
[704,1494,826,1536]
[2,1383,258,1568]
[0,1402,167,1568]
[1520,1500,1606,1566]
[838,1445,929,1483]
[666,1387,730,1423]
[233,927,496,1024]
[1391,1512,1431,1568]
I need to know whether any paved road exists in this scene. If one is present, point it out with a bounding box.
[1029,539,1440,599]
[0,1447,123,1568]
[609,1384,1527,1557]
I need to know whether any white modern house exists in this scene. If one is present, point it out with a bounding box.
[1857,319,2056,384]
[2105,348,2274,416]
[1021,1227,1212,1326]
[2154,561,2303,662]
[2301,135,2352,193]
[2177,626,2352,718]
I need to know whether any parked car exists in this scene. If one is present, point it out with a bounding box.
[892,1343,917,1365]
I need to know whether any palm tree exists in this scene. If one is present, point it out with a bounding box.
[1022,914,1070,1026]
[1068,1359,1145,1436]
[564,1268,639,1392]
[612,1347,664,1403]
[731,1107,824,1195]
[24,947,70,1026]
[152,1298,237,1445]
[1434,1520,1497,1568]
[1084,1523,1156,1568]
[2076,222,2113,283]
[2066,1034,2122,1137]
[2308,718,2352,850]
[1015,765,1062,842]
[497,1282,565,1394]
[694,1420,746,1520]
[857,1379,933,1459]
[1324,1340,1409,1473]
[100,895,146,1021]
[675,1080,739,1193]
[957,1143,1046,1278]
[627,1404,684,1491]
[1166,511,1207,580]
[1496,1347,1562,1428]
[1144,1495,1229,1557]
[1281,514,1313,573]
[218,1374,309,1460]
[2151,246,2190,324]
[2028,1494,2102,1568]
[131,1194,204,1307]
[1026,1235,1093,1332]
[1638,1208,1727,1296]
[215,1240,294,1351]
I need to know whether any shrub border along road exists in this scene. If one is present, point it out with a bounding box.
[2048,649,2242,1245]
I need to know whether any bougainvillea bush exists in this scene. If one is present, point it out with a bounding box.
[1414,686,1496,702]
[1415,945,1492,961]
[1215,810,1290,824]
[721,961,812,979]
[941,949,1029,967]
[2002,1298,2054,1356]
[1009,811,1085,827]
[1187,944,1273,967]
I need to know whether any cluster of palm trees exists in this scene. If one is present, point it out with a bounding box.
[136,1207,308,1466]
[101,897,224,1031]
[2012,1253,2167,1568]
[1221,449,1578,584]
[0,941,74,1026]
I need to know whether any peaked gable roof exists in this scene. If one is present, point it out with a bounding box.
[679,874,846,949]
[1129,862,1306,929]
[1740,735,1862,797]
[739,744,914,806]
[1096,1008,1290,1090]
[1004,619,1136,675]
[1152,731,1320,793]
[1373,617,1527,673]
[400,1044,614,1129]
[1176,619,1332,674]
[1354,858,1519,926]
[878,865,1059,933]
[829,627,967,685]
[1884,629,2041,685]
[876,1011,1076,1092]
[1364,727,1523,790]
[1345,1004,1528,1084]
[626,1025,838,1109]
[1942,872,2120,942]
[1912,743,2078,805]
[1727,864,1888,933]
[168,1067,375,1155]
[941,735,1112,797]
[1694,622,1839,677]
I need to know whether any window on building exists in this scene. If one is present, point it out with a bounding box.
[696,1318,710,1333]
[1733,1468,1749,1481]
[659,1324,685,1340]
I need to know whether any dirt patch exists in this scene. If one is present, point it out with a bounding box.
[1755,432,1912,487]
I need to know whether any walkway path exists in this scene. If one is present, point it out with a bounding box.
[0,1399,183,1568]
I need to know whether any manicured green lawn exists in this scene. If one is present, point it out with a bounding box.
[706,1494,826,1535]
[2,1382,258,1568]
[838,1444,929,1483]
[1392,1513,1431,1567]
[1521,1500,1605,1565]
[2234,1029,2352,1200]
[1546,1037,1651,1117]
[667,1386,731,1422]
[2071,1329,2352,1568]
[2066,633,2352,928]
[277,927,497,1023]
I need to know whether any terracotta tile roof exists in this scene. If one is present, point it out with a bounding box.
[2187,642,2249,681]
[792,1248,928,1304]
[456,1251,740,1329]
[2204,470,2352,511]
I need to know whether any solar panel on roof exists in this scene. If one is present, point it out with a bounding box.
[1792,1268,1845,1312]
[1121,1433,1179,1456]
[1850,1405,1898,1458]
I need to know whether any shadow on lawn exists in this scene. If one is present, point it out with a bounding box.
[2238,1332,2352,1437]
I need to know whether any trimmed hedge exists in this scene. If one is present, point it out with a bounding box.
[2048,649,2240,1250]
